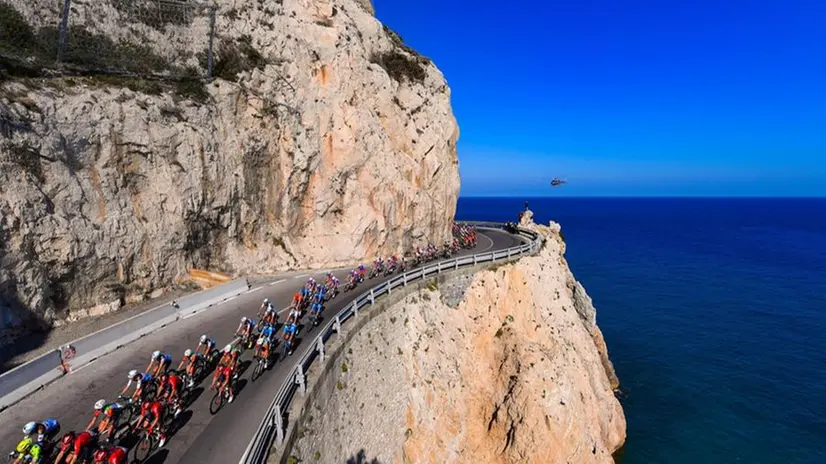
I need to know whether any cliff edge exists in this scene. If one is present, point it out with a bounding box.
[0,0,459,333]
[290,216,626,463]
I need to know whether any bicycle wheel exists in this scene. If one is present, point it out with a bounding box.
[209,390,224,415]
[251,359,263,382]
[132,432,155,463]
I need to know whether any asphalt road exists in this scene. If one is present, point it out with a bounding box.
[0,228,523,464]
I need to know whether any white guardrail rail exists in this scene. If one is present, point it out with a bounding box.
[239,222,542,464]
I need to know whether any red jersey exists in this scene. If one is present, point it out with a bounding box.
[74,431,94,455]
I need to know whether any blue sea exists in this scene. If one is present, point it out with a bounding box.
[457,197,826,464]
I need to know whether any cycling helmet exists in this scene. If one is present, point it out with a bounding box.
[128,369,140,380]
[184,349,193,357]
[93,449,107,462]
[241,317,247,323]
[152,350,161,360]
[23,422,36,435]
[200,334,208,344]
[94,399,106,410]
[15,437,33,453]
[223,344,232,353]
[263,298,269,303]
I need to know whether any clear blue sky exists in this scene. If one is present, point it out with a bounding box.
[373,0,826,197]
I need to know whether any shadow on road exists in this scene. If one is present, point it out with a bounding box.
[167,409,193,440]
[0,291,51,373]
[143,448,169,464]
[345,448,380,464]
[185,386,205,408]
[237,360,252,377]
[234,378,249,397]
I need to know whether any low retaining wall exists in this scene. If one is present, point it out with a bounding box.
[0,277,250,412]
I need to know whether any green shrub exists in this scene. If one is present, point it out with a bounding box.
[371,50,427,84]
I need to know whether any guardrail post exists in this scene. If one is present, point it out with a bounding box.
[388,281,392,295]
[421,267,425,279]
[473,254,477,265]
[369,289,375,305]
[316,337,325,362]
[352,301,358,317]
[274,405,284,444]
[437,262,441,274]
[333,315,342,334]
[403,273,407,286]
[455,259,459,270]
[508,248,512,259]
[296,365,306,395]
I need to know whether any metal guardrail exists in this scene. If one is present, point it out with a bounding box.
[239,223,542,464]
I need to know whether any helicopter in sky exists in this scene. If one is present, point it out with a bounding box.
[550,177,568,187]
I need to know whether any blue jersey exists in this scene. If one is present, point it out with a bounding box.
[140,373,154,385]
[260,326,275,339]
[283,324,297,336]
[40,419,59,434]
[160,354,172,364]
[312,302,322,312]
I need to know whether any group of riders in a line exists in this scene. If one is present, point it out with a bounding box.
[8,223,478,464]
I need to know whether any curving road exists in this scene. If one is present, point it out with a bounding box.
[0,228,524,464]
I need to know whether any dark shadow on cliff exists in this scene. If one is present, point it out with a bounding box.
[345,449,381,464]
[0,286,52,373]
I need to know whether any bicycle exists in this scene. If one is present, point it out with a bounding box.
[209,376,234,415]
[131,423,165,463]
[180,355,205,388]
[250,345,272,382]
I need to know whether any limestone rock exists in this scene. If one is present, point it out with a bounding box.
[292,222,626,463]
[0,0,459,334]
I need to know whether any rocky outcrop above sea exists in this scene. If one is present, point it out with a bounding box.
[290,215,626,463]
[0,0,459,332]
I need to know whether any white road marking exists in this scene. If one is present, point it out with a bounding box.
[224,295,238,303]
[268,279,285,286]
[249,287,263,294]
[293,274,309,279]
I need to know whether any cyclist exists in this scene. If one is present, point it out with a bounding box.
[195,334,216,358]
[177,349,200,387]
[306,277,316,292]
[255,324,276,369]
[262,302,278,326]
[136,399,168,447]
[310,298,323,323]
[235,317,256,344]
[287,303,301,324]
[291,291,302,309]
[22,419,60,445]
[157,371,183,417]
[87,399,122,441]
[11,436,43,464]
[357,264,366,280]
[92,446,128,464]
[210,346,238,403]
[146,350,173,376]
[54,430,97,464]
[122,370,153,401]
[281,321,298,355]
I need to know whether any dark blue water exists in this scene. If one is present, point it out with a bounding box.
[457,197,826,463]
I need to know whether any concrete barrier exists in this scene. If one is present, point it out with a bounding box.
[0,277,249,411]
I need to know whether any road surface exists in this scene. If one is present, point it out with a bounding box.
[0,228,524,463]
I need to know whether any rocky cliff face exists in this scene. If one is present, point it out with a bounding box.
[290,218,626,463]
[0,0,459,332]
